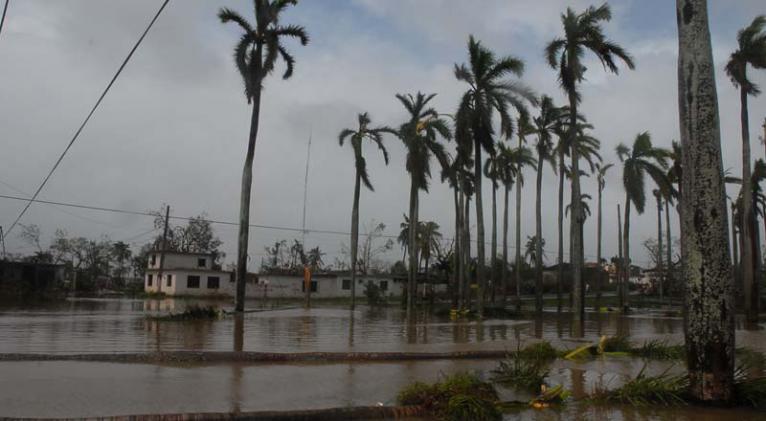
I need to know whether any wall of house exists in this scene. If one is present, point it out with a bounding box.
[147,253,213,270]
[144,270,232,296]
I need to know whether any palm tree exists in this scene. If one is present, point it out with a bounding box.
[515,117,537,312]
[725,15,766,322]
[594,162,613,305]
[532,96,564,311]
[419,221,442,297]
[616,132,670,312]
[396,92,451,316]
[484,151,502,302]
[524,235,546,264]
[455,35,536,317]
[546,3,634,318]
[677,0,735,402]
[219,1,309,312]
[339,113,393,309]
[496,144,515,306]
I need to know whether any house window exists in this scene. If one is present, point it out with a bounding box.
[342,279,351,290]
[379,280,388,291]
[150,254,157,266]
[197,258,206,268]
[166,274,173,287]
[187,275,200,288]
[207,276,220,289]
[301,280,318,292]
[147,274,153,286]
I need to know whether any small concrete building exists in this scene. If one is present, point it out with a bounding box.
[144,251,232,296]
[143,250,401,299]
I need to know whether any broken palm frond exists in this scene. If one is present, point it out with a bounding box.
[630,340,685,360]
[600,335,632,353]
[589,365,689,406]
[564,342,594,360]
[148,305,222,321]
[397,372,501,421]
[529,384,571,409]
[734,363,766,409]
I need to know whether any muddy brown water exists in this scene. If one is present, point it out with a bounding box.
[0,298,764,419]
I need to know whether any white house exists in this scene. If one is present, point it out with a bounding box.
[144,251,232,296]
[144,251,401,299]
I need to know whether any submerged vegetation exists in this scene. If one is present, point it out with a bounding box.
[149,305,222,321]
[397,372,501,421]
[590,366,689,406]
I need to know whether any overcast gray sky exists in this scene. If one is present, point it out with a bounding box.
[1,0,765,270]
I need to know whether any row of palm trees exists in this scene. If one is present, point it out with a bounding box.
[218,0,761,405]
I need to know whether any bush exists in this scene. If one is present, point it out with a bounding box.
[491,342,553,392]
[397,373,500,421]
[590,365,689,406]
[150,305,221,321]
[364,281,385,306]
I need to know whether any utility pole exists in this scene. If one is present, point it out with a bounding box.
[0,226,6,259]
[156,205,170,295]
[617,204,623,310]
[302,131,312,310]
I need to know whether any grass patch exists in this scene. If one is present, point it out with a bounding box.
[491,342,554,392]
[397,372,501,421]
[149,305,222,321]
[590,365,689,406]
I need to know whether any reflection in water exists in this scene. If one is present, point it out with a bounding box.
[233,314,244,353]
[1,298,765,355]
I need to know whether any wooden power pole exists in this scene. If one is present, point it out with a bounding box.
[156,205,170,294]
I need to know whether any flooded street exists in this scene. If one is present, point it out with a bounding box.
[0,298,764,419]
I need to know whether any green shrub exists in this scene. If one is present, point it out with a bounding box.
[734,363,766,409]
[491,345,550,392]
[397,373,500,421]
[590,365,689,406]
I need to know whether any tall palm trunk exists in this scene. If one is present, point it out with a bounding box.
[739,82,757,322]
[491,182,498,303]
[474,140,487,317]
[235,61,263,313]
[656,195,664,302]
[622,195,631,311]
[515,143,523,312]
[535,153,544,312]
[349,171,361,310]
[557,148,565,312]
[677,0,735,402]
[453,187,462,309]
[568,91,584,318]
[666,198,672,298]
[596,179,603,307]
[407,178,419,318]
[617,204,623,309]
[463,194,472,308]
[732,203,741,299]
[502,183,510,307]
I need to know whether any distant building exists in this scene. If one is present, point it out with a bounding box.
[144,251,232,296]
[143,251,401,299]
[0,260,65,293]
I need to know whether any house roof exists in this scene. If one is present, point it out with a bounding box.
[146,268,231,275]
[146,250,216,258]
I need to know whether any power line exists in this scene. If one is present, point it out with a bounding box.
[5,0,170,236]
[0,0,8,38]
[0,192,654,265]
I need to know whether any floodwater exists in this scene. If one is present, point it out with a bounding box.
[0,298,764,419]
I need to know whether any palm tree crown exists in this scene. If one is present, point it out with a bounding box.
[616,132,671,214]
[218,0,309,103]
[545,3,635,99]
[725,15,766,96]
[396,92,452,191]
[338,112,395,191]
